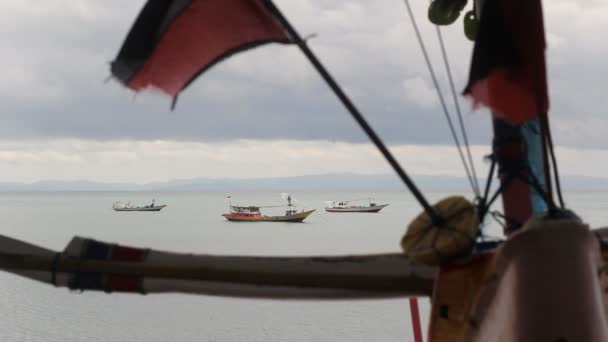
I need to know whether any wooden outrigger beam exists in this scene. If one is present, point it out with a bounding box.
[0,235,435,299]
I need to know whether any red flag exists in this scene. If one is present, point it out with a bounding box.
[463,0,548,125]
[111,0,292,103]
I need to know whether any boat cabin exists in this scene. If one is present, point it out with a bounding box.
[231,206,261,216]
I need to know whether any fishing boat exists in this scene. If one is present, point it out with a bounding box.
[1,0,605,341]
[112,200,166,212]
[325,199,389,213]
[222,205,315,222]
[222,194,315,222]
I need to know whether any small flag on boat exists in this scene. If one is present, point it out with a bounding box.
[463,0,548,125]
[110,0,293,107]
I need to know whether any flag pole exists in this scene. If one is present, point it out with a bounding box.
[263,0,442,224]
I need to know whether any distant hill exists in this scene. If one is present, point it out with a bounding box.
[0,173,607,192]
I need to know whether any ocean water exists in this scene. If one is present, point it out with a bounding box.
[0,191,606,341]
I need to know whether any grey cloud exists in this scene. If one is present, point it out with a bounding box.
[0,0,605,148]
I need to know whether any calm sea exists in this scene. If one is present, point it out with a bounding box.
[0,191,605,341]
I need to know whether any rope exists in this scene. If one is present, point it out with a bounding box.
[476,152,554,231]
[489,211,506,229]
[408,205,476,260]
[402,0,480,197]
[482,156,496,202]
[484,171,518,216]
[536,114,558,210]
[476,156,496,233]
[521,164,553,209]
[435,27,481,196]
[490,210,523,231]
[542,115,566,208]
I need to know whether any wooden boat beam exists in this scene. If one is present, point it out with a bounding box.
[0,252,434,294]
[0,235,435,299]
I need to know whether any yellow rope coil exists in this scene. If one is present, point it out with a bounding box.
[401,196,478,265]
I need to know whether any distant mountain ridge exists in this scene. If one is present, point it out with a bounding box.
[0,173,607,192]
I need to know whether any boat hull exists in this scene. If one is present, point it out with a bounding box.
[464,218,608,341]
[223,209,315,222]
[325,204,388,213]
[113,205,166,212]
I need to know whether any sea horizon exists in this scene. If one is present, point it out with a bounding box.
[1,173,608,193]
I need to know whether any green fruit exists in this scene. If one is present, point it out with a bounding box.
[428,0,469,26]
[463,10,478,41]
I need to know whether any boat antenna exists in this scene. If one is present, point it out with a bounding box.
[264,0,442,225]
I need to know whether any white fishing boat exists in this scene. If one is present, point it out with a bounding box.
[113,200,166,212]
[325,199,389,213]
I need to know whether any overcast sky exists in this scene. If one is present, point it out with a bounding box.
[1,0,607,183]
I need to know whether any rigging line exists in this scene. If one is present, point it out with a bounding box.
[536,114,556,209]
[484,171,519,213]
[401,0,479,197]
[489,211,507,229]
[265,0,442,224]
[542,115,566,208]
[547,135,565,208]
[435,27,481,195]
[490,211,523,231]
[477,156,497,225]
[520,164,554,210]
[482,157,496,205]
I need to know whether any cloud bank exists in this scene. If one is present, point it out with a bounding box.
[0,0,606,182]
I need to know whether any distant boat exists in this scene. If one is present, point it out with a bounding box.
[222,194,315,222]
[113,200,166,212]
[325,199,389,213]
